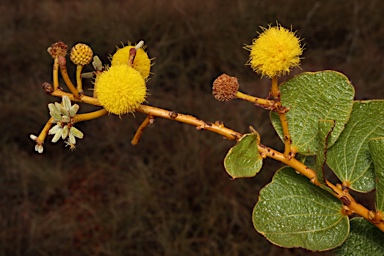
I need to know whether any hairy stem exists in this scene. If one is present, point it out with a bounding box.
[36,117,54,144]
[59,61,79,98]
[73,109,108,123]
[51,90,100,105]
[131,115,155,145]
[53,58,59,90]
[236,91,275,108]
[258,145,319,185]
[271,76,294,158]
[76,65,84,94]
[138,105,242,140]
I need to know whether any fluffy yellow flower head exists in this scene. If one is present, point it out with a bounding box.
[95,65,147,115]
[246,25,303,78]
[111,45,151,79]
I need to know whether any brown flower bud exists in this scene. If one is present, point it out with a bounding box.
[41,82,54,94]
[47,41,68,58]
[212,74,239,102]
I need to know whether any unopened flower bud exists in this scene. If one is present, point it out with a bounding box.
[70,43,93,65]
[42,82,54,94]
[212,74,239,102]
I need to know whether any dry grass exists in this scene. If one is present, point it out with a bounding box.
[1,0,383,255]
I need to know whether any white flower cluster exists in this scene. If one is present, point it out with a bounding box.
[30,96,84,153]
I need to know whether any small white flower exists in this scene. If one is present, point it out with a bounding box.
[30,134,44,154]
[70,104,79,117]
[35,144,44,153]
[48,123,62,135]
[48,103,61,121]
[51,128,63,143]
[61,125,69,140]
[69,126,84,141]
[135,40,144,50]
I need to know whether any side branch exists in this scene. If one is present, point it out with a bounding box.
[138,105,242,141]
[131,115,155,145]
[48,90,242,141]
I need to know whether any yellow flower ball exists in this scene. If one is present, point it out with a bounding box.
[111,46,151,79]
[246,25,303,78]
[70,43,93,65]
[95,65,147,115]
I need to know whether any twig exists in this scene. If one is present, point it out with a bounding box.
[131,115,155,145]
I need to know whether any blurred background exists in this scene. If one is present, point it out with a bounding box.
[1,0,383,255]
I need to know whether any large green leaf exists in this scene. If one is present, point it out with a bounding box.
[224,133,263,179]
[327,101,384,192]
[334,218,384,256]
[253,167,349,251]
[271,71,354,155]
[368,138,384,212]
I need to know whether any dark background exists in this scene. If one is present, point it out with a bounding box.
[1,0,383,255]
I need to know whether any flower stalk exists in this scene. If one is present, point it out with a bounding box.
[59,58,79,98]
[270,76,294,158]
[37,117,54,144]
[53,58,59,90]
[235,91,275,109]
[76,65,84,94]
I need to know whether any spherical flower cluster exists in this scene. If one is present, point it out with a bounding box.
[245,25,303,78]
[212,74,239,102]
[70,43,93,65]
[111,45,151,79]
[95,65,147,115]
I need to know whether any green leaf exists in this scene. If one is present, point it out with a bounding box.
[368,138,384,212]
[224,133,263,179]
[271,71,354,155]
[334,218,384,256]
[327,101,384,192]
[253,166,349,251]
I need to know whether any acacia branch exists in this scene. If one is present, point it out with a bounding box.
[46,89,384,232]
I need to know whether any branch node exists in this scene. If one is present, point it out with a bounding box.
[169,111,178,119]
